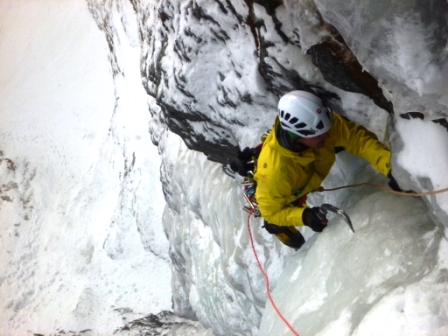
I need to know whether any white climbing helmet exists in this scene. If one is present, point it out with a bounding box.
[278,90,332,138]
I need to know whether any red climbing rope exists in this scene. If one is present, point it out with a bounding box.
[246,209,300,336]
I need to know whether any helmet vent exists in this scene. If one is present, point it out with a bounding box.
[280,109,285,118]
[298,129,316,136]
[295,122,306,129]
[316,120,324,130]
[280,121,290,130]
[290,117,298,124]
[284,112,291,121]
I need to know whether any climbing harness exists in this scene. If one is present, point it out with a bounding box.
[246,209,300,336]
[232,134,268,218]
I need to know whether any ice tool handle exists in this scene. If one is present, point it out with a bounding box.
[318,203,355,233]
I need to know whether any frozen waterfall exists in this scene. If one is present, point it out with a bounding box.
[1,0,447,335]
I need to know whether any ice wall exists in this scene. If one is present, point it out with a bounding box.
[159,131,294,334]
[260,183,448,336]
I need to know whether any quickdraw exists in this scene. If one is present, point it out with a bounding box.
[243,180,261,217]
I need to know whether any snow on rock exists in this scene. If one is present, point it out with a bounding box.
[390,115,448,228]
[138,0,399,164]
[313,0,448,118]
[0,0,172,334]
[114,311,214,336]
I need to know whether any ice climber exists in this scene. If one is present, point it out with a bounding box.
[253,90,400,250]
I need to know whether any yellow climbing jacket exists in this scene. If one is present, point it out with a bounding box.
[253,113,391,227]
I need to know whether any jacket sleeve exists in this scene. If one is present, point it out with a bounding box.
[255,168,308,227]
[330,114,391,176]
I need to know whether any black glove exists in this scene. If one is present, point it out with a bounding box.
[388,172,403,192]
[302,207,328,232]
[237,147,255,161]
[229,147,255,176]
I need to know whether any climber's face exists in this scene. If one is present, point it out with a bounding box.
[297,132,329,148]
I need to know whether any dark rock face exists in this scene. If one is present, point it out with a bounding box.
[114,311,209,335]
[307,39,394,114]
[400,112,448,132]
[137,0,392,164]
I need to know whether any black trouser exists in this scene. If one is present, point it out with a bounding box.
[263,221,305,250]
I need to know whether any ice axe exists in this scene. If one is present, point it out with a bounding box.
[317,203,355,233]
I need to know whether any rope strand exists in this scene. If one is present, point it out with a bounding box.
[246,209,300,336]
[318,183,448,197]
